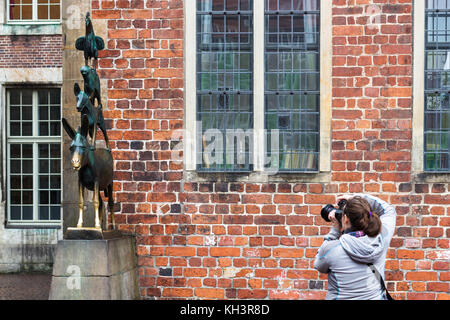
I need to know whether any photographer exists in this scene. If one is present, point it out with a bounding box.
[314,194,396,300]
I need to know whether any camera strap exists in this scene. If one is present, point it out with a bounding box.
[367,263,394,300]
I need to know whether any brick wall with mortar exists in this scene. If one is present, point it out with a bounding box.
[92,0,450,300]
[0,35,62,68]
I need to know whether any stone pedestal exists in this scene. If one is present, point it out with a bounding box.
[49,235,139,300]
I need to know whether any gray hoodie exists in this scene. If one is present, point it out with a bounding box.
[313,194,397,300]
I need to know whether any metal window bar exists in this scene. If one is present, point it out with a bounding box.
[196,0,254,172]
[264,0,320,172]
[424,0,450,171]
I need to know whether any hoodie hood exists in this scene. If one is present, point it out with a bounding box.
[339,233,384,264]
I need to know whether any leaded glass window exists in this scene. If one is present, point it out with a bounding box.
[197,0,254,172]
[7,89,61,225]
[425,0,450,171]
[265,0,320,172]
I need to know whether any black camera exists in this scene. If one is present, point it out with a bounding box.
[321,199,348,223]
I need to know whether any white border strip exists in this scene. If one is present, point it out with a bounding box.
[319,0,332,172]
[253,2,265,171]
[184,0,197,171]
[412,0,425,173]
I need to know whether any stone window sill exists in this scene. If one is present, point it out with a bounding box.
[413,172,450,183]
[0,23,62,36]
[185,170,331,184]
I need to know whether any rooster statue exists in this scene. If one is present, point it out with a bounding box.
[75,12,105,70]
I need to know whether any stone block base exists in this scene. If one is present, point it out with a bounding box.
[49,235,139,300]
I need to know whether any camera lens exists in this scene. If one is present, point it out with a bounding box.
[320,204,335,222]
[321,204,343,223]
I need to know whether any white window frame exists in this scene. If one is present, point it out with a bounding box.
[5,88,62,226]
[184,0,332,177]
[412,0,450,181]
[6,0,61,24]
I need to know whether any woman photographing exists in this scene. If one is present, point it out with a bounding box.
[314,194,397,300]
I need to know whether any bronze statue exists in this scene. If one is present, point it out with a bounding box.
[64,11,116,238]
[81,65,101,106]
[62,115,115,230]
[74,83,109,150]
[75,12,105,70]
[75,63,110,150]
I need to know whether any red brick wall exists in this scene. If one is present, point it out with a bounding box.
[0,35,62,68]
[93,0,450,300]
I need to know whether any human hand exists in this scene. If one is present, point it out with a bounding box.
[328,209,341,230]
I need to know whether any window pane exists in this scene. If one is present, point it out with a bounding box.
[38,4,49,19]
[9,90,34,137]
[9,4,20,20]
[40,175,49,189]
[22,4,32,19]
[10,160,21,174]
[265,0,320,171]
[197,0,254,172]
[33,0,61,20]
[22,206,33,220]
[22,175,33,189]
[11,176,21,189]
[10,207,21,220]
[22,160,32,173]
[10,0,33,20]
[22,122,32,136]
[11,191,21,204]
[39,206,49,220]
[38,89,61,136]
[39,191,49,204]
[425,4,450,171]
[50,206,60,220]
[51,6,60,20]
[22,191,33,204]
[39,144,62,215]
[10,122,21,136]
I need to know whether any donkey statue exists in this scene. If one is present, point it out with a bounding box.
[62,115,115,230]
[75,12,105,70]
[74,82,110,150]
